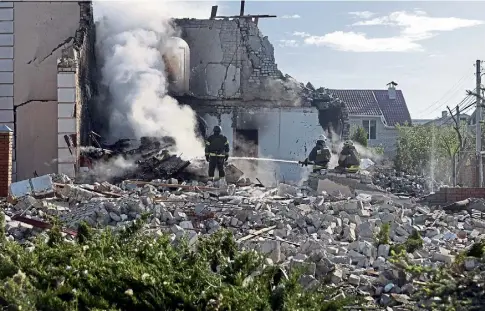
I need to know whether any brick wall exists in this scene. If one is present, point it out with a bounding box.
[0,125,12,197]
[424,187,485,205]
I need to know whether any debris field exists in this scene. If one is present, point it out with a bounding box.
[2,158,484,309]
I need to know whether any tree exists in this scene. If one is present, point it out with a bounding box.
[351,126,368,147]
[395,121,474,185]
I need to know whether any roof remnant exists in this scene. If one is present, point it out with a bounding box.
[328,89,412,126]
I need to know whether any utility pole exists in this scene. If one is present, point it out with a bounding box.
[454,105,460,186]
[476,59,483,187]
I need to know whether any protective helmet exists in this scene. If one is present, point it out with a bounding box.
[316,134,327,144]
[344,140,353,147]
[213,125,222,134]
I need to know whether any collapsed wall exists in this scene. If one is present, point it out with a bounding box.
[173,18,349,138]
[169,18,349,184]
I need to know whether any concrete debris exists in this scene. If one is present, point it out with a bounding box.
[371,167,440,197]
[3,165,484,308]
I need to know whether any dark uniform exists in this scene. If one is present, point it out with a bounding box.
[205,126,230,178]
[308,140,331,172]
[338,141,360,168]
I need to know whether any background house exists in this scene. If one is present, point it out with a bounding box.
[329,82,412,156]
[422,110,471,126]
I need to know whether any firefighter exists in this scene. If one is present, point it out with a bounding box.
[205,125,230,179]
[304,135,331,172]
[338,140,360,172]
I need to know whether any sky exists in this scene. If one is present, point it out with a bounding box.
[207,1,485,120]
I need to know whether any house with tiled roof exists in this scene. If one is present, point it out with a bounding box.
[328,82,412,156]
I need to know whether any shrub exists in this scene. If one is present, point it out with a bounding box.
[0,217,360,311]
[351,126,368,147]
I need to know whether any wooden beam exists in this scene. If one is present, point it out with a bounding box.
[210,5,218,20]
[240,0,245,16]
[214,14,277,19]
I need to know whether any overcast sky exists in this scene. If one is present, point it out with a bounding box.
[212,1,485,119]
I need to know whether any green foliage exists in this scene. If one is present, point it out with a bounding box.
[466,240,485,258]
[389,229,423,257]
[0,220,360,311]
[375,223,390,246]
[405,229,424,253]
[394,123,474,182]
[350,126,368,147]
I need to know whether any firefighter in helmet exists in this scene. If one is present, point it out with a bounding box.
[205,125,230,179]
[303,135,332,172]
[337,140,360,172]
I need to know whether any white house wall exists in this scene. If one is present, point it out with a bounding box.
[12,1,81,180]
[202,107,321,185]
[349,115,398,156]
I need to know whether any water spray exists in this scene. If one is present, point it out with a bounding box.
[228,157,300,164]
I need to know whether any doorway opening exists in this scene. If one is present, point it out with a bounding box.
[234,129,258,158]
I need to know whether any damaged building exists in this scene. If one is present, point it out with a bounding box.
[0,1,412,184]
[170,13,351,183]
[0,1,95,181]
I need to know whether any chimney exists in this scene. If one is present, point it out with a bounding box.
[442,111,447,118]
[387,81,397,100]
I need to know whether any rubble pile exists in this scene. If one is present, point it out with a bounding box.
[371,167,441,197]
[3,172,485,308]
[79,136,194,183]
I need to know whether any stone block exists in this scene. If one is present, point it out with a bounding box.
[57,88,76,103]
[58,118,76,133]
[0,59,12,71]
[0,9,13,21]
[57,73,76,88]
[58,103,75,118]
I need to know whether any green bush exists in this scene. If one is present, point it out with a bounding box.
[375,223,390,246]
[0,217,360,311]
[350,126,368,147]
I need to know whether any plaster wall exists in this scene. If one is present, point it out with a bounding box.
[201,107,321,185]
[12,1,82,180]
[14,2,80,106]
[15,101,58,180]
[349,115,398,156]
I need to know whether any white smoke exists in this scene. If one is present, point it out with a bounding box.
[93,0,213,159]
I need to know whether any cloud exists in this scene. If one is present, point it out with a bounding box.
[278,39,299,47]
[305,11,484,52]
[292,31,310,37]
[280,14,301,19]
[348,11,375,19]
[304,31,422,52]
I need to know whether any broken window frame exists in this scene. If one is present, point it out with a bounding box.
[362,119,377,140]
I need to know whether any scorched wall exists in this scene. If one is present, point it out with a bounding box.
[199,106,322,185]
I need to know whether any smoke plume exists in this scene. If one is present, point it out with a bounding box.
[93,1,210,159]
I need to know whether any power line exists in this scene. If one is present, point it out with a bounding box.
[417,71,472,116]
[437,95,473,125]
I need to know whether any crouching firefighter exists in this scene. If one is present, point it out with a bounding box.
[205,125,230,180]
[337,140,360,173]
[301,136,331,173]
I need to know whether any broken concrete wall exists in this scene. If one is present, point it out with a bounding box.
[176,18,305,105]
[198,104,321,184]
[74,1,96,146]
